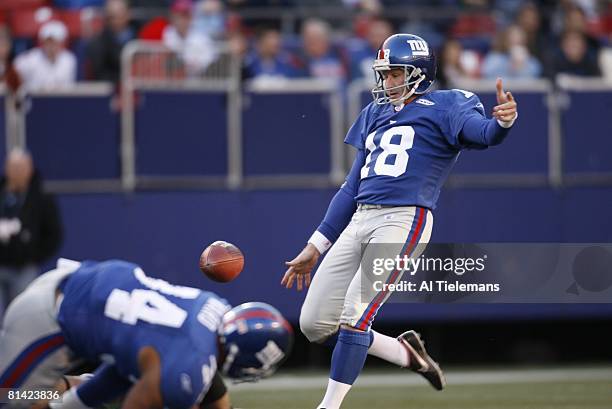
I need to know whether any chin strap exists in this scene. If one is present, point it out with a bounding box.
[390,70,426,106]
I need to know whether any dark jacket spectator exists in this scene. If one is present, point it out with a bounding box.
[86,0,136,83]
[561,4,600,57]
[515,1,553,69]
[551,30,601,77]
[0,150,63,268]
[0,149,63,308]
[244,27,301,80]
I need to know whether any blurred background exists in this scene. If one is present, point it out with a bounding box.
[0,0,611,385]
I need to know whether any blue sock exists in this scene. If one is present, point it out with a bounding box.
[324,330,373,349]
[329,328,371,385]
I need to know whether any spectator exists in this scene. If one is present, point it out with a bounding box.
[162,0,218,77]
[86,0,136,83]
[437,38,480,88]
[193,0,226,40]
[561,3,601,57]
[299,18,345,81]
[0,148,63,313]
[515,1,552,67]
[481,25,542,79]
[13,21,76,92]
[551,29,601,77]
[244,27,300,80]
[347,17,393,81]
[0,26,19,92]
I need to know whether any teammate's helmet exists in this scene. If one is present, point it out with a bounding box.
[219,302,293,382]
[371,34,436,105]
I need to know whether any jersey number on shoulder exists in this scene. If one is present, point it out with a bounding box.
[105,289,187,327]
[453,88,474,99]
[103,268,195,328]
[361,126,414,178]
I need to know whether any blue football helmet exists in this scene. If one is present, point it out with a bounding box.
[372,34,437,105]
[219,302,293,382]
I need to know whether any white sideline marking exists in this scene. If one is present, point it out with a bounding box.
[229,367,612,391]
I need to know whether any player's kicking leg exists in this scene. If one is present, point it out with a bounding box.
[317,325,446,408]
[316,206,444,409]
[397,330,445,390]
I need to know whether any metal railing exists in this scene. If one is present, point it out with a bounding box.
[4,54,612,193]
[120,40,241,191]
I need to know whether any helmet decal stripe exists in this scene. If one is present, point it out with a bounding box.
[224,310,293,333]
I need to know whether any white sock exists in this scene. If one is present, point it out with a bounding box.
[317,378,352,409]
[367,330,409,367]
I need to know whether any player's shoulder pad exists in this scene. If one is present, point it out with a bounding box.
[430,89,485,115]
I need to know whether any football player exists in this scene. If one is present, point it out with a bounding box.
[1,258,292,409]
[282,34,518,409]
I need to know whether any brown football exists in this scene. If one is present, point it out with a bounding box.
[199,241,244,282]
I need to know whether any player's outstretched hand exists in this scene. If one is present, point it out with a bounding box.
[492,78,518,123]
[281,243,320,291]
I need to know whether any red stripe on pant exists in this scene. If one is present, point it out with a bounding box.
[356,207,426,330]
[0,334,65,388]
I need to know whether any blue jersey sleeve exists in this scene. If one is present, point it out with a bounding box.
[459,116,512,148]
[344,105,372,149]
[443,89,513,149]
[316,149,363,243]
[161,354,215,409]
[76,364,132,407]
[443,90,487,149]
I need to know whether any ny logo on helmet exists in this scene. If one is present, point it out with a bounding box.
[407,40,429,56]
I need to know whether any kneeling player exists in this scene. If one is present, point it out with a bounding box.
[1,258,293,409]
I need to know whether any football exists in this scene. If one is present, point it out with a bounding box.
[199,241,244,282]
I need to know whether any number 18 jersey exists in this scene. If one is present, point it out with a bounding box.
[346,89,486,209]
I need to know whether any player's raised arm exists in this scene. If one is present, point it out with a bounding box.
[492,78,517,122]
[458,78,518,147]
[281,149,364,291]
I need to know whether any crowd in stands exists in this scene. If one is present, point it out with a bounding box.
[0,0,610,93]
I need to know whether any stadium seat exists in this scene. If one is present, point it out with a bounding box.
[8,7,57,38]
[56,8,103,38]
[451,14,496,37]
[0,0,49,12]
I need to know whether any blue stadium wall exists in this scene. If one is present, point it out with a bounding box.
[53,186,612,323]
[9,85,611,324]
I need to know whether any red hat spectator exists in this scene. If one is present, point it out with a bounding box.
[171,0,194,14]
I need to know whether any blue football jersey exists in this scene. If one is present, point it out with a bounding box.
[346,89,487,208]
[57,260,231,409]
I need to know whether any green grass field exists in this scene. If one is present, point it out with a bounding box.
[228,367,612,409]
